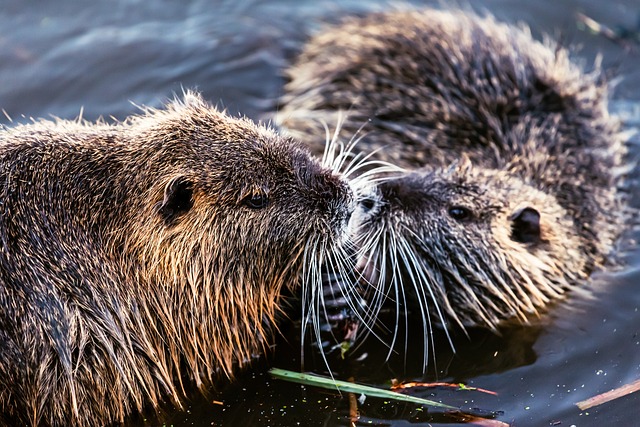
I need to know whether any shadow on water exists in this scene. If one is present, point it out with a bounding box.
[148,312,542,426]
[2,0,640,425]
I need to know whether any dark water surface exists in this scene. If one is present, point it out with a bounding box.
[2,0,640,426]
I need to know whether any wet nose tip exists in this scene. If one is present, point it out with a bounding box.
[321,174,357,218]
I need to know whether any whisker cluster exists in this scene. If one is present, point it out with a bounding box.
[275,7,633,373]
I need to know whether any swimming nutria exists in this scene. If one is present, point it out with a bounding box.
[275,9,631,333]
[0,92,358,426]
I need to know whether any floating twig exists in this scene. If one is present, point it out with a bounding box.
[576,377,640,410]
[391,380,498,396]
[576,12,640,51]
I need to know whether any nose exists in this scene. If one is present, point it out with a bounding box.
[359,196,377,212]
[317,171,357,225]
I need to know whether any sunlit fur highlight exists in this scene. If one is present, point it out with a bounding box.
[297,115,401,363]
[0,92,360,426]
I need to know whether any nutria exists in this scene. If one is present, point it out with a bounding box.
[275,9,631,334]
[0,92,359,426]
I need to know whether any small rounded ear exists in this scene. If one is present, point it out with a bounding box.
[157,176,194,225]
[510,207,541,244]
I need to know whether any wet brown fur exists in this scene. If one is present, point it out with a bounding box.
[0,92,356,426]
[276,9,630,330]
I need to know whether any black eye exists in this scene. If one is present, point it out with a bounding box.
[242,192,269,209]
[448,205,472,221]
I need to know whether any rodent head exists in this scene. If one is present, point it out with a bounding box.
[354,161,584,331]
[120,93,356,375]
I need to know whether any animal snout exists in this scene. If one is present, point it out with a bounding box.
[311,171,356,222]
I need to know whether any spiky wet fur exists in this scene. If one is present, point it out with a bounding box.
[0,92,358,426]
[275,9,631,340]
